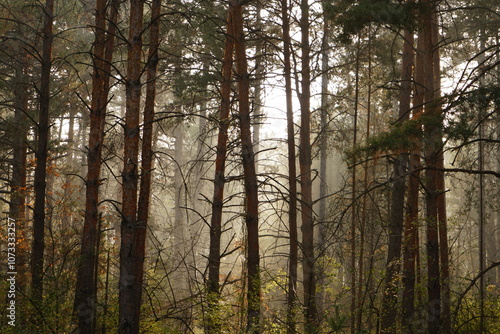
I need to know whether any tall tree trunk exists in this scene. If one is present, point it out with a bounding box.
[350,40,360,334]
[10,32,29,294]
[135,0,160,330]
[299,0,317,331]
[74,0,119,331]
[380,28,414,334]
[174,122,192,331]
[357,27,372,330]
[317,1,329,317]
[421,2,441,332]
[119,0,144,332]
[31,0,54,310]
[402,28,421,333]
[62,106,76,238]
[252,0,263,172]
[206,7,234,334]
[281,0,298,332]
[433,11,450,333]
[233,3,261,332]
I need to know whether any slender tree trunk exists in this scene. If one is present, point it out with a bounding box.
[32,0,54,310]
[119,0,144,332]
[135,0,160,330]
[299,0,317,331]
[233,3,261,332]
[62,106,76,238]
[281,0,298,332]
[206,8,234,334]
[11,33,29,294]
[318,1,329,317]
[421,2,441,332]
[174,122,192,331]
[252,0,263,172]
[357,27,372,330]
[380,28,414,334]
[433,11,450,333]
[402,28,421,333]
[74,0,119,331]
[350,40,360,334]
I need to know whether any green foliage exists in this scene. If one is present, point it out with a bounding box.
[326,0,418,42]
[444,110,475,143]
[326,305,348,333]
[347,118,422,162]
[454,290,500,333]
[445,86,500,143]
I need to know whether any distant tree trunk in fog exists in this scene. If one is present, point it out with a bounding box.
[233,3,261,332]
[174,124,185,246]
[299,0,317,331]
[119,0,144,332]
[206,7,234,333]
[421,2,441,332]
[74,0,119,331]
[135,0,160,331]
[62,106,76,236]
[380,28,414,334]
[173,122,192,330]
[31,0,54,309]
[281,0,298,332]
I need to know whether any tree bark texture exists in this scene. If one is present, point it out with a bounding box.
[299,0,317,331]
[421,2,442,332]
[350,40,361,334]
[11,33,29,294]
[74,0,119,331]
[433,11,450,332]
[233,3,261,332]
[252,0,263,172]
[380,28,414,334]
[32,0,54,309]
[318,1,329,317]
[402,24,427,332]
[206,8,234,333]
[135,0,160,329]
[119,0,144,332]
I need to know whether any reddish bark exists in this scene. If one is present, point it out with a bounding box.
[74,0,119,331]
[31,0,54,308]
[207,7,235,308]
[381,28,414,334]
[135,0,160,327]
[402,26,425,331]
[119,0,144,332]
[233,3,261,332]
